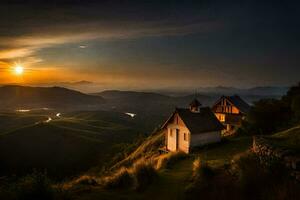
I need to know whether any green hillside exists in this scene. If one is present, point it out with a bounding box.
[267,124,300,153]
[0,110,143,179]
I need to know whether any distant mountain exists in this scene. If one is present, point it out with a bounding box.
[98,90,172,101]
[56,80,94,86]
[0,85,105,111]
[196,86,289,96]
[147,86,289,97]
[94,89,285,117]
[94,90,215,116]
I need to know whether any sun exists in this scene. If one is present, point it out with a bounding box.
[14,65,24,75]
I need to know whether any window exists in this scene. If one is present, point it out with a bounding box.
[170,129,173,137]
[184,133,187,141]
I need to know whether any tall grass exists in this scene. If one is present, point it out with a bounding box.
[131,159,157,191]
[102,158,157,191]
[102,167,134,189]
[155,151,187,170]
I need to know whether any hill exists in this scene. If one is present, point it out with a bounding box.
[266,124,300,153]
[0,85,105,111]
[0,110,142,179]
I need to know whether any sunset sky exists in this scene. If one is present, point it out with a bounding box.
[0,0,299,92]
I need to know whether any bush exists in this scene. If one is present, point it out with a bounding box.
[155,151,187,170]
[131,159,157,191]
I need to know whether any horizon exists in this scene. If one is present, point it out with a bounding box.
[0,1,299,89]
[0,82,290,95]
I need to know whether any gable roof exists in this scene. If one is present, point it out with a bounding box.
[162,107,224,134]
[227,95,251,114]
[212,95,251,114]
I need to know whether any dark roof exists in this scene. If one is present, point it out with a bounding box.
[227,95,251,114]
[189,98,202,107]
[162,107,224,134]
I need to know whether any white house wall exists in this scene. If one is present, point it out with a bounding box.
[166,123,190,153]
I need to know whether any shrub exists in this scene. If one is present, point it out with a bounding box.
[156,151,187,170]
[131,159,157,191]
[102,167,134,189]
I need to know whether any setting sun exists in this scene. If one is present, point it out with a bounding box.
[14,65,24,75]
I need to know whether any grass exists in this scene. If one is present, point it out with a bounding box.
[267,124,300,153]
[110,129,165,170]
[101,158,157,191]
[191,136,252,168]
[155,151,187,170]
[71,135,253,200]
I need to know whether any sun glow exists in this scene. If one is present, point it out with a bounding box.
[14,65,24,75]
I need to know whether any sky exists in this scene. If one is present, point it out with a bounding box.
[0,0,299,92]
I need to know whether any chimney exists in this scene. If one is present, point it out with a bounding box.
[189,98,202,113]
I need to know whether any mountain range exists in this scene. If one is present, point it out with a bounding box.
[0,85,286,112]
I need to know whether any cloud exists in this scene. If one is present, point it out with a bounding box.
[0,48,35,59]
[0,18,222,61]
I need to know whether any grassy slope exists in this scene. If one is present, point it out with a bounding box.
[267,124,300,153]
[73,135,252,200]
[193,136,252,167]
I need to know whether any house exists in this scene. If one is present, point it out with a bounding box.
[212,95,250,135]
[162,99,224,153]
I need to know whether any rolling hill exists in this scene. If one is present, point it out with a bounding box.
[0,110,143,179]
[0,85,105,111]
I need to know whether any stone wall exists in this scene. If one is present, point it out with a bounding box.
[252,136,300,181]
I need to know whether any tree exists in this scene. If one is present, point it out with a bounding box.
[246,99,291,134]
[282,82,300,123]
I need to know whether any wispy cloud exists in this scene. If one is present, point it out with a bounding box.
[0,19,222,61]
